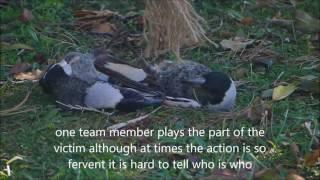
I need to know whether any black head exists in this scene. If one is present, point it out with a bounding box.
[39,64,68,93]
[202,72,232,94]
[184,71,232,105]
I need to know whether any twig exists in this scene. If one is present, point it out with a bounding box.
[0,107,38,117]
[107,106,162,130]
[0,80,39,85]
[0,85,35,115]
[55,101,114,116]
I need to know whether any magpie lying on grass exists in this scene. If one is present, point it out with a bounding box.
[41,51,236,112]
[94,53,237,112]
[151,60,237,111]
[40,52,164,111]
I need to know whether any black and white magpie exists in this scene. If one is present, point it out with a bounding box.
[40,53,164,112]
[152,60,237,111]
[94,54,236,111]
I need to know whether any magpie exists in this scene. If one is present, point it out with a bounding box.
[39,53,164,112]
[152,60,237,111]
[94,54,236,111]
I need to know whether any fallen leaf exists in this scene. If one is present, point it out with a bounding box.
[240,16,253,26]
[9,63,31,74]
[295,10,320,33]
[74,9,117,19]
[74,9,120,34]
[13,69,42,80]
[272,83,298,101]
[90,22,116,34]
[220,37,254,52]
[20,8,33,23]
[247,98,273,122]
[304,148,320,167]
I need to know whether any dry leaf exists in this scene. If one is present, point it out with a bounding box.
[304,148,320,167]
[272,83,297,101]
[13,69,42,80]
[20,8,33,23]
[220,37,254,52]
[240,16,253,26]
[74,9,120,34]
[9,63,31,74]
[247,98,273,122]
[74,9,117,19]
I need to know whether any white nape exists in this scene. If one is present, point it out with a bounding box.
[208,79,237,111]
[58,59,72,76]
[85,82,123,109]
[104,62,147,82]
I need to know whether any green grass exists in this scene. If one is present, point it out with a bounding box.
[1,0,319,179]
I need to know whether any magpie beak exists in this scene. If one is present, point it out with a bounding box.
[40,56,164,112]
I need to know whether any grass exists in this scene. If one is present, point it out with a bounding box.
[1,0,319,179]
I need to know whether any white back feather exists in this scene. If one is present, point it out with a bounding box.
[85,82,123,109]
[104,62,147,82]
